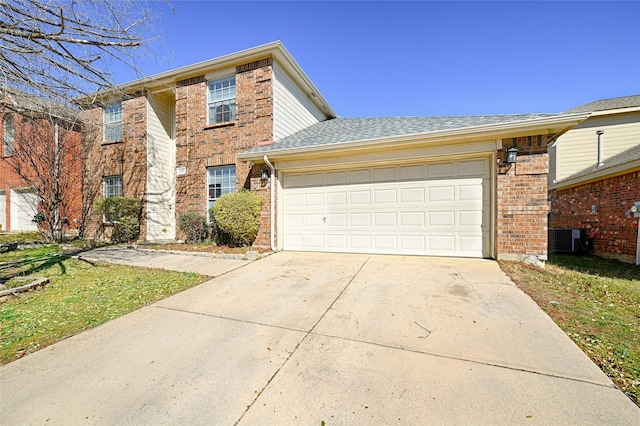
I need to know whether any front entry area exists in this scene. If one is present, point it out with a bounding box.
[282,157,492,257]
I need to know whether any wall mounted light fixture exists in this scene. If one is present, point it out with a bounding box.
[506,147,518,164]
[261,168,270,182]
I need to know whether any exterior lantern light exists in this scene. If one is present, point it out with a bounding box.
[261,167,270,182]
[506,147,518,164]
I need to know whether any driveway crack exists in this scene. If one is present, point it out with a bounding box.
[233,256,371,426]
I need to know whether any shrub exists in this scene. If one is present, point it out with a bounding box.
[179,212,209,243]
[93,197,141,243]
[210,190,262,247]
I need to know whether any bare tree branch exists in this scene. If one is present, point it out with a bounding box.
[0,0,164,106]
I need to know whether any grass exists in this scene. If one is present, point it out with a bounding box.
[500,254,640,406]
[0,231,44,244]
[140,241,270,255]
[0,247,209,364]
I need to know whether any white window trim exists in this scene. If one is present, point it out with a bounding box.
[207,75,237,125]
[207,165,236,220]
[104,102,123,142]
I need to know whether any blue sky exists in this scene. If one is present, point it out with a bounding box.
[120,1,640,117]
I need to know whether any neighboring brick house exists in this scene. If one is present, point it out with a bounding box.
[549,95,640,264]
[0,88,82,233]
[83,41,591,262]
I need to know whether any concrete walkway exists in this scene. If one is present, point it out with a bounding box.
[74,246,253,276]
[1,251,638,425]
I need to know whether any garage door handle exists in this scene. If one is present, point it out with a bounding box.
[322,216,327,223]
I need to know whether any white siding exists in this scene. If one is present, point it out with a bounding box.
[551,111,640,182]
[273,63,326,141]
[10,188,38,231]
[146,92,176,241]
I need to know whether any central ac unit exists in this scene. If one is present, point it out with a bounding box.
[549,228,581,253]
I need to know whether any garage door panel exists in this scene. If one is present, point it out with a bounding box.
[428,186,455,202]
[350,235,372,249]
[373,212,397,227]
[429,211,455,226]
[400,235,426,251]
[399,187,425,203]
[326,234,347,249]
[284,193,304,207]
[349,212,371,227]
[374,235,397,250]
[326,213,347,227]
[373,189,396,204]
[326,191,347,206]
[349,190,371,205]
[400,211,425,227]
[459,210,483,226]
[283,159,491,258]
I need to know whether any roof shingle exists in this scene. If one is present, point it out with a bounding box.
[563,94,640,114]
[247,114,558,154]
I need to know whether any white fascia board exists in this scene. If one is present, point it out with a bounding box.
[589,106,640,117]
[79,41,337,118]
[550,159,640,191]
[238,113,590,161]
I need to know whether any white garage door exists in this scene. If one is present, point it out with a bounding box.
[10,188,39,231]
[282,158,491,257]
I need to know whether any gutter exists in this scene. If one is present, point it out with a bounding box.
[263,155,277,252]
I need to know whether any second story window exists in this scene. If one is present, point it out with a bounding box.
[208,76,236,125]
[3,114,14,156]
[104,102,122,142]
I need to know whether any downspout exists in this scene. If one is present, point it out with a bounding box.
[263,155,276,252]
[596,130,604,167]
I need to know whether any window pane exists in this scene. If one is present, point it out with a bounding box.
[208,76,236,125]
[104,102,122,141]
[3,115,14,156]
[103,176,123,198]
[207,165,236,215]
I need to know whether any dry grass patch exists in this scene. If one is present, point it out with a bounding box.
[500,255,639,406]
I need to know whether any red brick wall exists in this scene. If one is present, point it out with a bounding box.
[550,171,639,261]
[174,58,274,245]
[497,135,550,260]
[0,103,82,232]
[82,96,148,239]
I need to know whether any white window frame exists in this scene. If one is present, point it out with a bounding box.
[3,114,14,156]
[207,165,236,220]
[103,175,123,199]
[104,102,123,142]
[207,76,236,125]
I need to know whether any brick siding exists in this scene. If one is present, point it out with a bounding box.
[496,135,550,260]
[550,171,639,262]
[82,96,149,240]
[174,58,274,245]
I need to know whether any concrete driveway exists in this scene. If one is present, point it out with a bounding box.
[1,252,638,424]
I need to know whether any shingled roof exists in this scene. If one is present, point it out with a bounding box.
[563,94,640,114]
[245,114,559,155]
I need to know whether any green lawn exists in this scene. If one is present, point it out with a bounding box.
[500,255,639,406]
[1,247,209,364]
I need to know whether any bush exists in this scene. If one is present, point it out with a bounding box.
[93,197,141,243]
[210,190,262,247]
[179,212,209,243]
